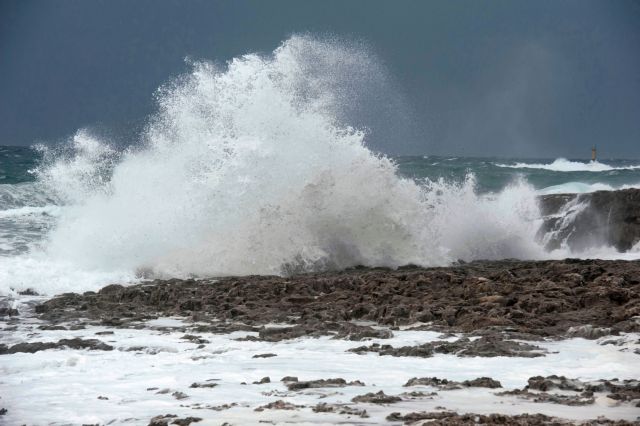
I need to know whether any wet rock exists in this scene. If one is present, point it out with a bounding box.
[38,325,67,330]
[351,390,401,404]
[258,326,308,341]
[401,390,438,399]
[172,417,202,426]
[385,411,632,425]
[539,189,640,252]
[0,338,113,354]
[526,375,586,392]
[254,400,303,411]
[192,403,237,411]
[253,376,270,384]
[57,338,113,351]
[566,325,613,339]
[148,414,177,426]
[516,375,640,404]
[180,334,210,344]
[312,403,369,417]
[171,391,188,400]
[280,376,298,382]
[494,375,640,407]
[0,408,7,415]
[33,259,640,338]
[252,353,277,358]
[496,389,595,406]
[403,376,501,389]
[348,342,433,358]
[0,341,57,354]
[286,378,364,391]
[189,382,217,388]
[463,377,503,388]
[436,336,545,357]
[0,305,18,317]
[349,336,544,358]
[337,324,393,341]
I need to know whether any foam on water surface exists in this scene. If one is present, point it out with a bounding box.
[1,307,639,425]
[496,158,640,173]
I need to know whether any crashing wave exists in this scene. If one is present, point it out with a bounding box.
[496,158,640,173]
[0,36,553,295]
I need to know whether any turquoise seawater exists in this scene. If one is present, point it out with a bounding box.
[2,145,640,193]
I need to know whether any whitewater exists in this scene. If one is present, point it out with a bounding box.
[1,35,640,297]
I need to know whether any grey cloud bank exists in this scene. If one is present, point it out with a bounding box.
[1,0,639,158]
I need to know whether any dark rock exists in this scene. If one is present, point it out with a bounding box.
[258,326,308,341]
[148,414,177,426]
[496,389,595,406]
[38,325,67,330]
[286,378,364,391]
[539,189,640,252]
[189,382,217,388]
[349,336,544,358]
[351,391,401,404]
[0,338,113,355]
[171,417,202,426]
[403,376,501,390]
[252,353,277,358]
[0,306,18,317]
[566,325,612,339]
[180,334,210,344]
[254,400,303,411]
[32,259,640,338]
[385,411,633,425]
[523,376,640,403]
[253,377,270,384]
[58,338,113,351]
[462,377,503,388]
[1,341,57,354]
[312,403,369,417]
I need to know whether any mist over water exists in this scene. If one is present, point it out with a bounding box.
[1,36,639,296]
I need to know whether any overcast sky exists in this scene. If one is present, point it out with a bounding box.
[1,0,639,158]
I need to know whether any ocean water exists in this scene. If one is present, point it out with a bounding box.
[1,35,640,296]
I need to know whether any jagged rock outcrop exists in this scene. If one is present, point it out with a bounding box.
[538,188,640,252]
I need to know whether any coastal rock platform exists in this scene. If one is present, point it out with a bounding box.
[35,258,640,339]
[1,259,639,425]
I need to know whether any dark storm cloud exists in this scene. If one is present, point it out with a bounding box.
[1,0,639,158]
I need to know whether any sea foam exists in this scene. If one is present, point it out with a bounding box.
[0,36,552,295]
[496,158,640,172]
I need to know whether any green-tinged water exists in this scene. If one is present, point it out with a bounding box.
[395,156,640,193]
[2,146,640,193]
[0,146,41,184]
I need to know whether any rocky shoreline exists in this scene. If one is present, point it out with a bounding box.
[2,258,640,425]
[31,258,640,339]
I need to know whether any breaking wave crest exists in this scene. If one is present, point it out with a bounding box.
[0,36,568,295]
[496,158,640,172]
